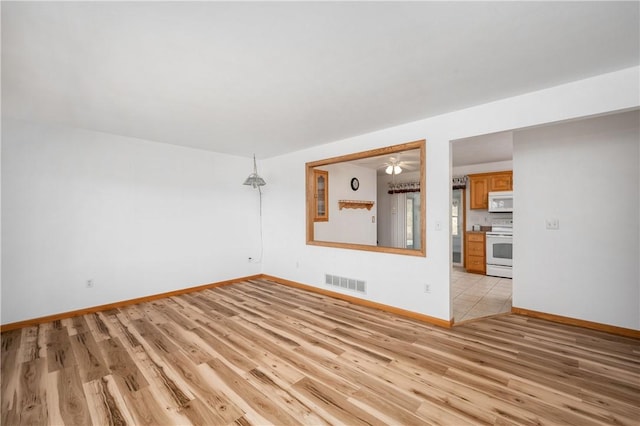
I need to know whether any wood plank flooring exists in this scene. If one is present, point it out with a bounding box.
[2,278,639,425]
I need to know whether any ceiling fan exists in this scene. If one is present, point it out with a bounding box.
[380,156,419,175]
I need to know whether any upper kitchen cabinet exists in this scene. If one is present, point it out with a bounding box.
[469,171,512,209]
[489,172,513,192]
[469,174,490,209]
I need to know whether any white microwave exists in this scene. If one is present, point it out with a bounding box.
[488,191,513,213]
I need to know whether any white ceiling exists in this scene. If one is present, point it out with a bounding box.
[452,131,514,167]
[2,2,638,159]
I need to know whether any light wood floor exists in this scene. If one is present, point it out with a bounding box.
[2,279,639,425]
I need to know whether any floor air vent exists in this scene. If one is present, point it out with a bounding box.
[325,274,366,293]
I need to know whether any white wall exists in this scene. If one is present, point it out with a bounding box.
[314,163,377,245]
[513,111,639,329]
[262,66,639,326]
[1,119,263,324]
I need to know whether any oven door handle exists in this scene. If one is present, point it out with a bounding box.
[487,234,512,238]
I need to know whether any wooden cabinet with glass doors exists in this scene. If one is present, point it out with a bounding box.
[313,169,329,222]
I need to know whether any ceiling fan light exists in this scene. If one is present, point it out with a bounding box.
[386,165,402,175]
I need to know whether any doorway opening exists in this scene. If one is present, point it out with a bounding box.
[450,131,514,324]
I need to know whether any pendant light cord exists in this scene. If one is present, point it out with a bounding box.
[253,185,264,263]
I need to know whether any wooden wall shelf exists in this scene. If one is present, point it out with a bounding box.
[338,200,375,210]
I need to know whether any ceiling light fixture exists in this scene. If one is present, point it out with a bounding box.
[243,154,266,188]
[385,165,402,175]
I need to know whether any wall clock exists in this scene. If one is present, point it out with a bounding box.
[350,177,359,191]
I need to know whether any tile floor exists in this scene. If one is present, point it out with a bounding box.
[451,266,512,323]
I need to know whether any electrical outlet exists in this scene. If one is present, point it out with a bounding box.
[545,219,559,230]
[425,284,431,293]
[86,279,94,288]
[435,221,442,231]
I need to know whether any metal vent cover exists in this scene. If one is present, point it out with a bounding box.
[325,274,366,293]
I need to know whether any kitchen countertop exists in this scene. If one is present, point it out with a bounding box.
[468,226,492,233]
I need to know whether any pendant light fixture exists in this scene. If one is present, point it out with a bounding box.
[243,154,266,188]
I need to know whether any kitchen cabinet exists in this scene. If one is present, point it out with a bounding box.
[489,172,513,192]
[465,232,486,274]
[468,171,512,209]
[469,175,490,209]
[313,169,329,222]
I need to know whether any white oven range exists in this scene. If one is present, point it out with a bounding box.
[486,219,513,278]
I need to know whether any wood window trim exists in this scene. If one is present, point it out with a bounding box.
[306,139,426,257]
